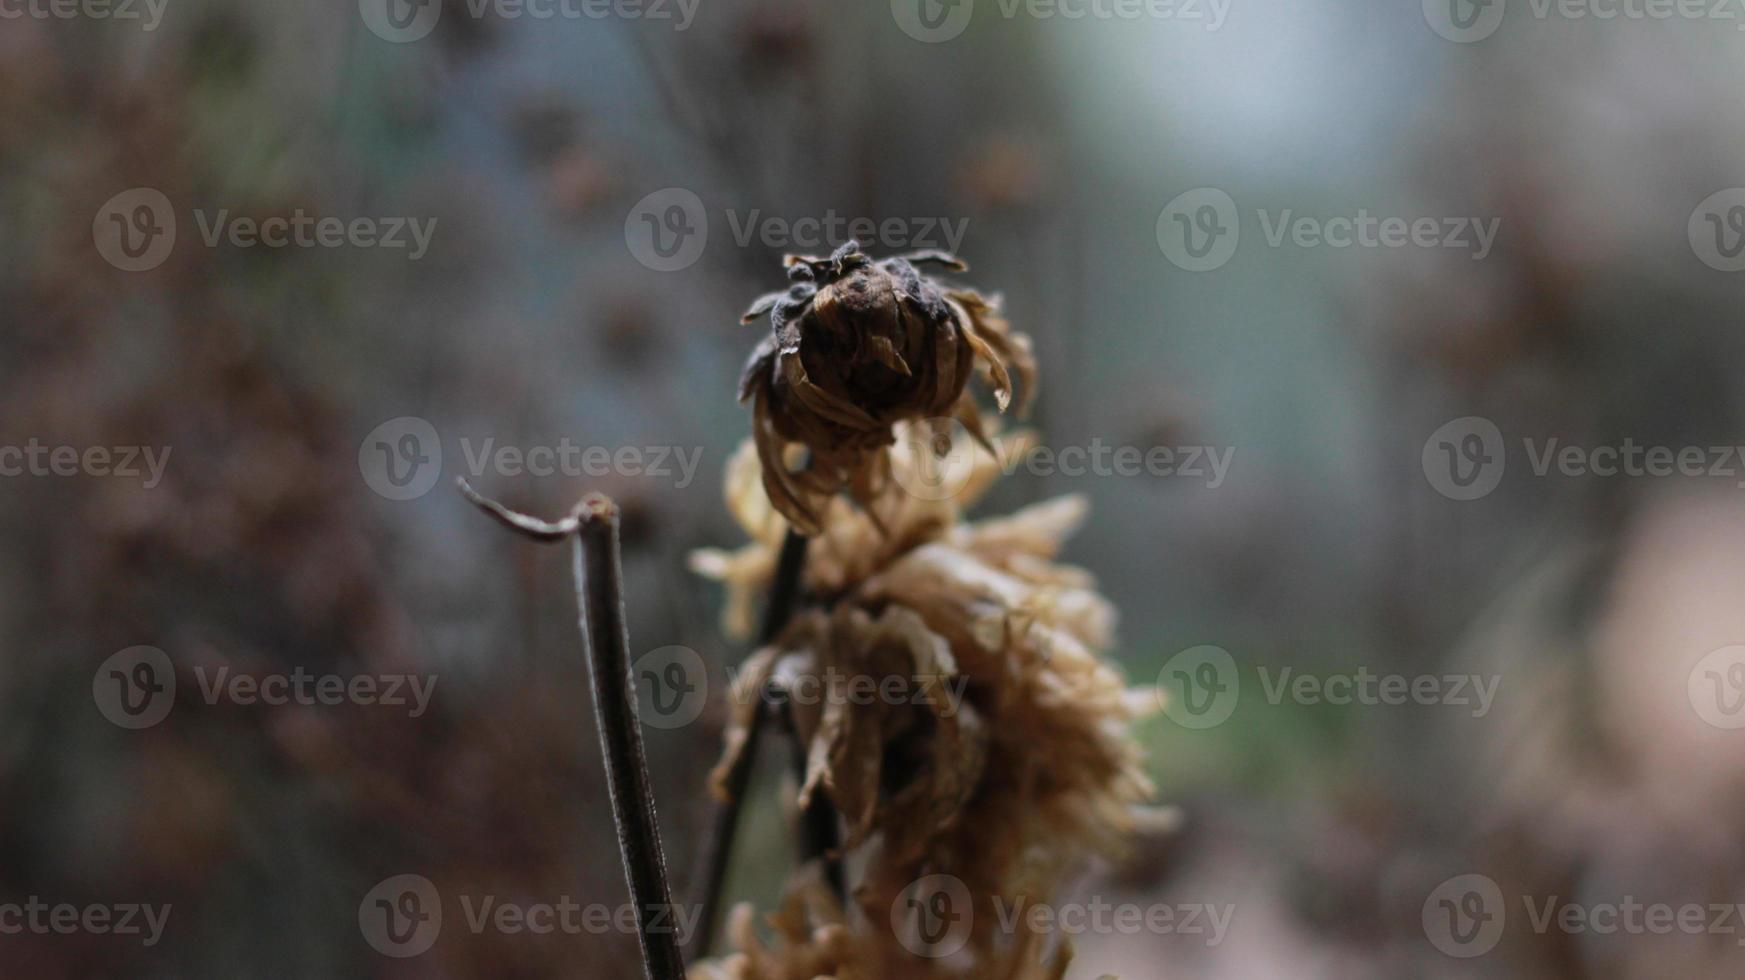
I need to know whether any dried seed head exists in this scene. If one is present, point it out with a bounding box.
[738,241,1035,534]
[696,427,1158,974]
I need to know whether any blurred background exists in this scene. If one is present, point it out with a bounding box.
[6,0,1745,975]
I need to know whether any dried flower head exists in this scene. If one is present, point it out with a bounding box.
[696,250,1157,980]
[695,426,1161,974]
[738,241,1036,534]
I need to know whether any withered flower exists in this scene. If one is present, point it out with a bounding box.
[695,251,1156,980]
[694,426,1161,977]
[738,241,1035,534]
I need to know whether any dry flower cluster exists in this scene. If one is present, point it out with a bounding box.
[690,247,1159,979]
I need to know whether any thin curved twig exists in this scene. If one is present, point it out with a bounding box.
[460,479,684,980]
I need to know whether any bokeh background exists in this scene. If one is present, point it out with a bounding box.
[6,0,1745,975]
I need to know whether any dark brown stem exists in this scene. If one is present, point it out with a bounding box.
[459,479,684,980]
[759,529,811,647]
[782,700,845,898]
[687,529,817,958]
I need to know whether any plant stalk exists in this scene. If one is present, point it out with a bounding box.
[687,529,810,958]
[460,480,684,980]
